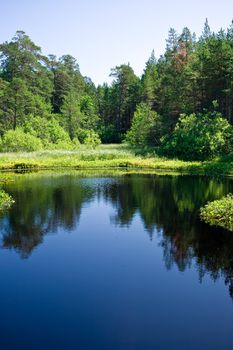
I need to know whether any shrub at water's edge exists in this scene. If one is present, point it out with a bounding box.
[160,111,233,161]
[0,189,14,210]
[200,194,233,231]
[0,128,43,152]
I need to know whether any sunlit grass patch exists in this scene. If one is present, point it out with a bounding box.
[200,194,233,231]
[0,189,15,210]
[0,144,232,176]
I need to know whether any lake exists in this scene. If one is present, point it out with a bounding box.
[1,172,233,350]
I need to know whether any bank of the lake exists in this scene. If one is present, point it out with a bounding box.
[0,144,233,176]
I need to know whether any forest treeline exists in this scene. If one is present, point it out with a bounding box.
[1,20,233,159]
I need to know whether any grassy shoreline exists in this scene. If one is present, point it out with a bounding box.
[0,144,232,176]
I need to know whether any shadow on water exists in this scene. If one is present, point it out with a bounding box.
[1,172,233,299]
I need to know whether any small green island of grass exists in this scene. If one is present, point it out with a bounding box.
[0,189,14,211]
[200,194,233,232]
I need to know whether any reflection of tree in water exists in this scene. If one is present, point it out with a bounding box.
[102,175,229,232]
[0,175,94,258]
[1,173,233,299]
[103,174,233,299]
[193,227,233,299]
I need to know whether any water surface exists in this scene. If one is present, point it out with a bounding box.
[1,172,233,349]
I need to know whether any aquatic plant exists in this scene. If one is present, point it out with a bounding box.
[200,194,233,231]
[0,189,14,210]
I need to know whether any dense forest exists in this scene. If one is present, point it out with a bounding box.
[1,20,233,159]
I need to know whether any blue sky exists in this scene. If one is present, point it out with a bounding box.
[1,0,233,85]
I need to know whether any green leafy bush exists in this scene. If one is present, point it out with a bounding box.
[23,115,71,146]
[161,111,232,160]
[73,128,90,144]
[98,124,121,143]
[72,137,81,149]
[125,103,164,147]
[83,130,101,148]
[1,128,43,152]
[200,194,233,231]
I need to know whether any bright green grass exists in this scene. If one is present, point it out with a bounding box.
[0,144,232,176]
[0,189,14,210]
[200,194,233,231]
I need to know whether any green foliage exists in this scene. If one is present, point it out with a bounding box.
[125,103,164,147]
[80,95,99,129]
[0,128,43,152]
[43,119,71,145]
[22,115,71,147]
[60,91,82,139]
[200,194,233,231]
[108,64,140,136]
[0,189,14,210]
[1,24,233,154]
[161,111,233,160]
[98,124,120,143]
[83,130,101,148]
[141,50,159,108]
[61,93,99,139]
[73,128,89,143]
[72,137,81,149]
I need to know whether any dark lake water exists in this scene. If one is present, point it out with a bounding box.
[1,172,233,350]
